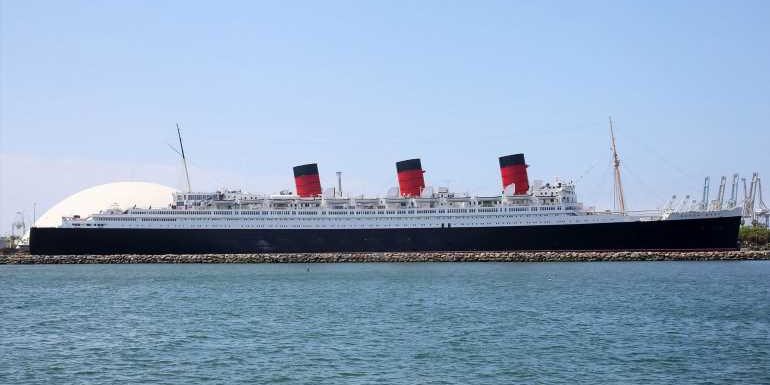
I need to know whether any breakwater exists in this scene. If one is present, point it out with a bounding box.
[2,250,769,264]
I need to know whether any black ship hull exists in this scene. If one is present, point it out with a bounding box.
[30,216,741,255]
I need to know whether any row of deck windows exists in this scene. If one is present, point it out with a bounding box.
[129,206,565,217]
[94,213,575,225]
[85,216,605,229]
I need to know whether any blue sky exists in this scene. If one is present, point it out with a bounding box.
[1,0,769,231]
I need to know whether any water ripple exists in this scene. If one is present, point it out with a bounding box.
[1,262,769,384]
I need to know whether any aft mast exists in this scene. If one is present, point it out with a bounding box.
[609,116,626,215]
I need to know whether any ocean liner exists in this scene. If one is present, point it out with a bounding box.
[30,150,741,255]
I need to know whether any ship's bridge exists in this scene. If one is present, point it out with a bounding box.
[531,180,577,205]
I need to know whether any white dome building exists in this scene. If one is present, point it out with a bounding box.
[34,182,177,228]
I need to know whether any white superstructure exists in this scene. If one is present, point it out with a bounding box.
[60,180,740,230]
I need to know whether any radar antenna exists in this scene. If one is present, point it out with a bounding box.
[176,123,192,193]
[609,116,626,214]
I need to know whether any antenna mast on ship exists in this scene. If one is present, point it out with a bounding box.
[176,123,192,193]
[609,116,626,215]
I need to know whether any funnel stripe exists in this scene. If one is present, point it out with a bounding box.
[396,159,422,172]
[293,163,319,177]
[499,153,526,168]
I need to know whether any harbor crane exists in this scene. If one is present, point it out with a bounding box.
[709,176,727,211]
[701,176,710,210]
[726,174,740,209]
[699,172,767,227]
[742,173,769,227]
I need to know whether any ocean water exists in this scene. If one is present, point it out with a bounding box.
[1,262,769,384]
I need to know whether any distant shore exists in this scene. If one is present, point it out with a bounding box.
[2,250,769,264]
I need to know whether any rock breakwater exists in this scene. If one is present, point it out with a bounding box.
[2,250,769,264]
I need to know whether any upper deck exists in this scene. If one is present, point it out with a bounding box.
[169,181,579,212]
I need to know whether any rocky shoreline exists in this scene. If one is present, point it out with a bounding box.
[2,250,769,264]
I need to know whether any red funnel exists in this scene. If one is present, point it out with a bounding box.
[396,159,425,197]
[499,154,529,195]
[293,163,322,197]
